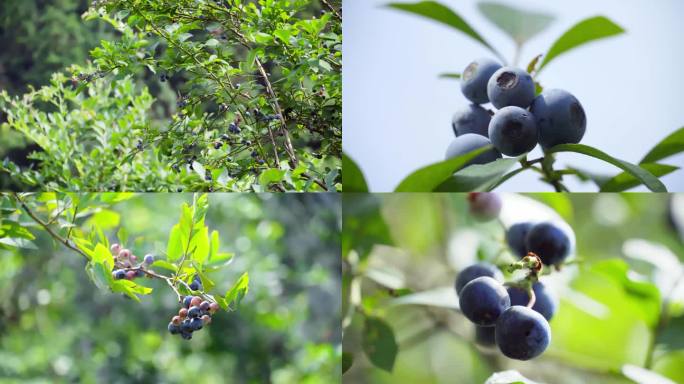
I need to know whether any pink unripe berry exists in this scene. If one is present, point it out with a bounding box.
[119,249,131,259]
[209,302,219,313]
[201,315,211,325]
[200,301,210,311]
[172,316,181,325]
[190,296,202,307]
[179,308,188,318]
[110,243,121,254]
[130,254,138,262]
[125,270,136,280]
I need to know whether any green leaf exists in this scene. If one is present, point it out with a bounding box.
[394,145,492,192]
[92,243,114,270]
[389,287,459,309]
[547,144,666,192]
[117,226,128,247]
[435,157,519,192]
[342,352,353,374]
[193,263,215,292]
[387,1,504,62]
[259,168,286,187]
[0,237,37,249]
[149,260,178,272]
[192,194,209,225]
[361,316,398,372]
[640,126,684,164]
[600,163,679,192]
[477,2,555,45]
[166,224,183,261]
[342,195,393,260]
[208,230,220,261]
[539,16,625,72]
[189,226,209,264]
[342,153,368,192]
[527,193,574,223]
[224,272,249,310]
[0,220,35,240]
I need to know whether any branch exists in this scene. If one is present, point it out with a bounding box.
[320,0,342,19]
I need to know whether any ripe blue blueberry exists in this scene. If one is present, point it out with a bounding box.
[488,106,538,156]
[190,318,204,331]
[475,325,496,346]
[525,221,574,266]
[189,281,200,291]
[168,322,180,335]
[183,296,193,309]
[461,58,502,104]
[451,104,491,138]
[180,319,193,333]
[143,254,155,265]
[459,276,510,326]
[506,222,534,258]
[467,192,502,222]
[112,269,126,280]
[455,262,503,295]
[487,67,535,109]
[181,331,193,340]
[445,134,502,167]
[188,306,201,318]
[495,306,551,360]
[506,282,557,320]
[530,89,586,149]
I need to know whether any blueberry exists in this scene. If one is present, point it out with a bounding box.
[452,104,491,138]
[475,325,496,346]
[189,281,201,291]
[487,67,535,109]
[190,296,202,307]
[445,134,502,167]
[495,306,551,360]
[214,141,223,149]
[530,89,586,149]
[188,306,201,318]
[183,296,193,309]
[112,269,126,280]
[201,314,212,325]
[461,58,502,104]
[525,221,574,266]
[110,243,121,255]
[181,331,193,340]
[190,317,204,331]
[143,254,155,265]
[251,151,258,158]
[258,159,265,165]
[135,269,145,278]
[506,282,557,321]
[180,319,193,333]
[209,302,220,313]
[200,301,210,311]
[168,322,181,335]
[506,222,534,258]
[488,106,538,156]
[467,192,502,222]
[459,276,510,326]
[455,262,503,295]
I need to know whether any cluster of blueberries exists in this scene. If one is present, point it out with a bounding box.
[447,58,587,165]
[168,295,220,340]
[455,193,575,360]
[110,243,155,280]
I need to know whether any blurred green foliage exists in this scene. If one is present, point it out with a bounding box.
[0,193,341,383]
[342,193,684,384]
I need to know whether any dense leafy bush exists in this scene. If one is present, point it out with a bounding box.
[1,0,342,191]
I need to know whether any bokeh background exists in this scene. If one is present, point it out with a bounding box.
[342,193,684,383]
[343,0,684,192]
[0,193,341,383]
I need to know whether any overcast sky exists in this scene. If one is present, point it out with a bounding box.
[343,0,684,192]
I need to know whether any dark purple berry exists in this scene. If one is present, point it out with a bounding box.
[183,296,193,309]
[188,306,201,318]
[168,322,180,335]
[190,318,203,331]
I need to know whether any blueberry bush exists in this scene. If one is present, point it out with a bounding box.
[343,1,684,192]
[0,192,341,381]
[0,0,342,192]
[342,193,684,383]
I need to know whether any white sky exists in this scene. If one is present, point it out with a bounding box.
[343,0,684,191]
